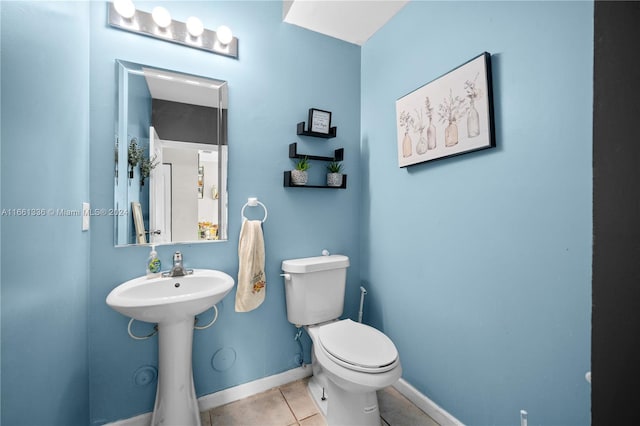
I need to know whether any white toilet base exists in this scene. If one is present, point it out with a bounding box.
[327,379,381,426]
[308,374,381,426]
[307,375,328,417]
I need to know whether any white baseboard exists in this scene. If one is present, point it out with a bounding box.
[393,378,464,426]
[197,366,312,411]
[105,412,151,426]
[106,369,461,426]
[106,366,312,426]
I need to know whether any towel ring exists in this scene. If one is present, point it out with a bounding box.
[241,197,267,223]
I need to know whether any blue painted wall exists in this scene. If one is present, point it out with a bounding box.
[88,1,361,423]
[0,1,594,425]
[1,2,90,425]
[361,2,593,425]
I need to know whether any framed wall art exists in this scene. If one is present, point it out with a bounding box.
[396,52,495,167]
[308,108,332,134]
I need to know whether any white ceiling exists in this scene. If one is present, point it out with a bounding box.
[143,67,226,108]
[283,0,409,46]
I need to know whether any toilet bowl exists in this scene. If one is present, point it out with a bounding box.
[282,255,401,425]
[305,319,402,425]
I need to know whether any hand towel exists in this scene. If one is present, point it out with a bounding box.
[235,219,266,312]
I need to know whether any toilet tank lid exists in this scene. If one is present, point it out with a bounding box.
[282,255,349,273]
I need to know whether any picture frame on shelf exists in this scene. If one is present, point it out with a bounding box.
[308,108,332,134]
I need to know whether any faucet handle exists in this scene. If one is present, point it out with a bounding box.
[173,251,182,262]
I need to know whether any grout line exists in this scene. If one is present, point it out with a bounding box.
[279,388,297,419]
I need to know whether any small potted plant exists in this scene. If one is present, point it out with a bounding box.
[139,153,159,186]
[127,138,144,179]
[326,161,343,187]
[291,156,310,185]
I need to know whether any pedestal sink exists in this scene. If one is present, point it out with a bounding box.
[107,269,235,426]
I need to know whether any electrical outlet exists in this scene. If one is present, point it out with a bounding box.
[82,203,90,231]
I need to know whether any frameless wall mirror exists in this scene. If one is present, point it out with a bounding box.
[114,59,228,246]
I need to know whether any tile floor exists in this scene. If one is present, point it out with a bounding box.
[200,378,440,426]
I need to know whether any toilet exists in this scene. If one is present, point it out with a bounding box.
[281,255,401,426]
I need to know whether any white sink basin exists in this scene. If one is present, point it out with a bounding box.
[106,269,235,323]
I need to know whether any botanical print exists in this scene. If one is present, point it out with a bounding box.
[464,72,482,138]
[438,89,465,147]
[395,52,495,167]
[425,97,437,150]
[399,111,414,157]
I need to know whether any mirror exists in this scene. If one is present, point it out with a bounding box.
[114,59,228,246]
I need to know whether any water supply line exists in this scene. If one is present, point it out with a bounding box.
[127,318,158,340]
[294,328,305,367]
[194,305,219,330]
[126,304,219,340]
[358,285,368,323]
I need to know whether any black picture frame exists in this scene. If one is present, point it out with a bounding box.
[395,52,495,167]
[308,108,332,135]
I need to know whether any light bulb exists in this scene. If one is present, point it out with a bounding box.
[186,16,204,37]
[152,6,171,29]
[216,25,233,45]
[113,0,135,19]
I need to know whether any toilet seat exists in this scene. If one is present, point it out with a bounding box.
[318,319,399,373]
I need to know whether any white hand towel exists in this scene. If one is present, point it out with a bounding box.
[235,220,266,312]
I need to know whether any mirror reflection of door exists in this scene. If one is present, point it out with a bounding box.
[114,60,228,246]
[149,127,167,244]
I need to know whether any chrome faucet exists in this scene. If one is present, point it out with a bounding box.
[162,251,193,277]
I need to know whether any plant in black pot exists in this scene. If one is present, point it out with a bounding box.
[127,138,144,179]
[291,156,310,185]
[139,154,159,186]
[326,161,343,187]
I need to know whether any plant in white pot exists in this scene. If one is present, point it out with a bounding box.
[291,156,310,185]
[326,161,344,187]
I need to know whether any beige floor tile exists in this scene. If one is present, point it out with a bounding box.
[200,379,438,426]
[210,387,297,426]
[298,413,327,426]
[200,409,212,426]
[378,386,439,426]
[280,378,319,421]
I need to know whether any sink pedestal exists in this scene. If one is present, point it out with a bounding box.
[151,318,201,426]
[106,269,235,426]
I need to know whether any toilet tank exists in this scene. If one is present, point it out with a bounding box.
[281,255,350,326]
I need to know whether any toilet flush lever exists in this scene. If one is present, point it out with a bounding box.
[280,273,291,280]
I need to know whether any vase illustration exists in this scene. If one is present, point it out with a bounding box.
[415,132,428,155]
[427,119,437,150]
[467,99,480,138]
[402,132,413,157]
[445,121,459,147]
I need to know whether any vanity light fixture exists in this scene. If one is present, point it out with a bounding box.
[108,2,238,59]
[186,16,204,38]
[113,0,135,19]
[151,6,172,29]
[216,25,233,45]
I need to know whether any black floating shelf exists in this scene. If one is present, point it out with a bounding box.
[289,143,343,162]
[284,171,347,189]
[296,122,337,139]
